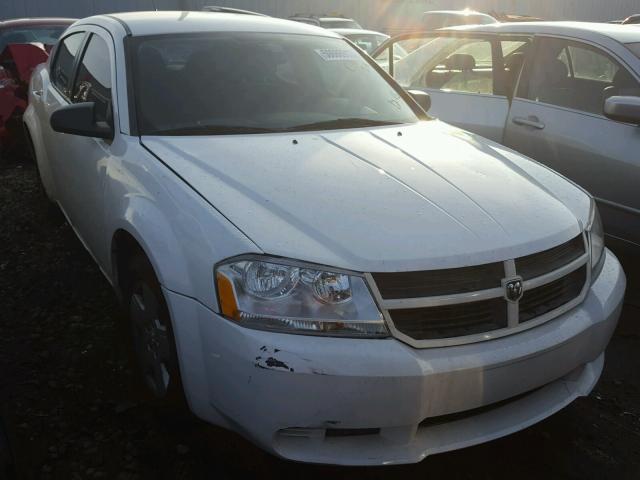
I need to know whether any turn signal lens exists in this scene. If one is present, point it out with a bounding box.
[216,272,239,319]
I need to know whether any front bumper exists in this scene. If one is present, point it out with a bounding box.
[164,249,625,466]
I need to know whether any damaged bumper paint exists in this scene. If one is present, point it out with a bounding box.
[163,250,624,466]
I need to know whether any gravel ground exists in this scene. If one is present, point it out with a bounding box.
[1,160,639,480]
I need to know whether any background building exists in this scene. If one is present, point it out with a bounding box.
[2,0,639,31]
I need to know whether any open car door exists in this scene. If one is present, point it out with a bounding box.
[372,32,531,142]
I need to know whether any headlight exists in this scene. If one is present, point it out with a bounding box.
[588,200,605,280]
[215,257,388,337]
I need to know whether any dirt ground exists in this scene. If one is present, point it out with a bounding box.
[1,160,639,480]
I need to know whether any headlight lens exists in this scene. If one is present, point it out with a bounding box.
[588,200,605,280]
[215,257,388,337]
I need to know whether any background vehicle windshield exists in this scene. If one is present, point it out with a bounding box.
[345,33,389,54]
[133,32,419,135]
[321,19,361,29]
[0,26,67,52]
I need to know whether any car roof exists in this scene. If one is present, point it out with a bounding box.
[201,6,268,16]
[0,18,76,29]
[446,21,640,44]
[89,11,338,37]
[331,28,388,36]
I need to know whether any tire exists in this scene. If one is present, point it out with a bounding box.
[125,255,186,406]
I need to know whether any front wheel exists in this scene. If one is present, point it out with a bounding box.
[126,256,185,404]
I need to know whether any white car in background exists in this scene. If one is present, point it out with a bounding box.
[288,14,361,29]
[373,22,640,259]
[24,12,625,466]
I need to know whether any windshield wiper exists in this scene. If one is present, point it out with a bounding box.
[286,118,400,131]
[149,125,282,136]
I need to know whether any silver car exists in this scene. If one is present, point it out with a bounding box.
[373,22,640,257]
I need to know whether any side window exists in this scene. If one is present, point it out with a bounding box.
[519,37,640,115]
[568,45,618,82]
[51,32,85,97]
[384,36,496,95]
[423,39,494,95]
[72,34,112,123]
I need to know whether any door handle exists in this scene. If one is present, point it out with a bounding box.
[32,90,43,97]
[512,116,545,130]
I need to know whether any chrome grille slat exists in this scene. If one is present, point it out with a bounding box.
[369,234,590,348]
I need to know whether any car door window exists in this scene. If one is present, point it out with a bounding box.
[383,36,496,95]
[51,32,84,98]
[568,45,618,81]
[518,37,640,115]
[423,38,494,94]
[72,33,112,123]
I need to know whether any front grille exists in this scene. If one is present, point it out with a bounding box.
[390,299,507,340]
[515,235,585,280]
[372,262,503,299]
[372,235,588,345]
[520,266,587,322]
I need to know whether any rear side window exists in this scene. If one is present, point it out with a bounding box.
[51,32,84,97]
[518,37,640,115]
[72,34,112,123]
[568,45,618,82]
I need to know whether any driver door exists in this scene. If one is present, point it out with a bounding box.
[373,33,530,142]
[44,27,116,267]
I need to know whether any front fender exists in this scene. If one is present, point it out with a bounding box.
[104,139,262,312]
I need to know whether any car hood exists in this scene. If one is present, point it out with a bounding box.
[141,121,591,272]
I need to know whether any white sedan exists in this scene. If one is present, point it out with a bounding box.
[24,11,625,466]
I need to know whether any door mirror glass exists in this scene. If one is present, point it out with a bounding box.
[408,89,431,112]
[603,96,640,124]
[50,102,114,139]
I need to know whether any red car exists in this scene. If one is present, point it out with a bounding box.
[0,18,75,154]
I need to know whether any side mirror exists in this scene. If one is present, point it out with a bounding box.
[603,96,640,125]
[408,90,431,113]
[50,102,114,140]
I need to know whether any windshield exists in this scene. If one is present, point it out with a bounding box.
[132,32,420,136]
[321,20,362,29]
[627,42,640,58]
[0,25,67,53]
